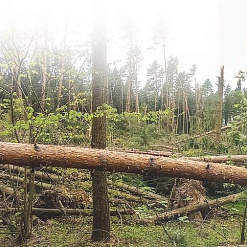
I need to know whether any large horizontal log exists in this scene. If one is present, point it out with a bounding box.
[1,142,247,185]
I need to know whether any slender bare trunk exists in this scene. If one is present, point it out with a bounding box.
[215,66,224,142]
[57,24,67,108]
[41,30,48,108]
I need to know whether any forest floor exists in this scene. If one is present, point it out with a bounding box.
[0,204,245,247]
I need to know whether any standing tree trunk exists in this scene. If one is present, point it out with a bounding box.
[134,61,139,113]
[215,66,224,143]
[126,56,132,112]
[91,0,110,242]
[57,24,67,109]
[41,29,48,108]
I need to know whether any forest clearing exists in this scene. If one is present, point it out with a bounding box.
[1,0,247,246]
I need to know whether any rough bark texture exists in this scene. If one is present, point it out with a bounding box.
[2,142,247,186]
[91,0,110,241]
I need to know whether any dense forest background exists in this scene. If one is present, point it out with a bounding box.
[0,28,246,154]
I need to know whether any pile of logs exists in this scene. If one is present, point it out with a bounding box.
[0,163,167,221]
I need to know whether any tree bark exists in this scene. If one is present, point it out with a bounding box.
[91,0,110,242]
[41,29,48,108]
[2,142,247,186]
[57,24,67,108]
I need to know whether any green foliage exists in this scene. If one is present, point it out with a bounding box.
[110,173,145,188]
[226,91,247,153]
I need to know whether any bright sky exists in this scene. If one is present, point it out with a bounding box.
[0,0,247,90]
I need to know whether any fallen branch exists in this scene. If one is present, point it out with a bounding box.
[0,207,135,216]
[0,164,60,182]
[0,182,14,195]
[186,155,247,165]
[108,180,165,201]
[146,190,247,224]
[189,122,242,140]
[126,150,173,157]
[0,164,165,202]
[149,145,178,151]
[1,173,57,190]
[0,173,151,205]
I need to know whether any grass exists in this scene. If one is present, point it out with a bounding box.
[1,211,244,247]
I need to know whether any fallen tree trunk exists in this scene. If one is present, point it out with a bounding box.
[126,150,173,157]
[149,145,178,151]
[0,164,165,201]
[0,207,135,216]
[1,173,57,190]
[1,173,150,205]
[108,180,165,201]
[192,124,234,139]
[0,164,60,182]
[1,142,247,185]
[0,182,14,196]
[187,155,247,165]
[147,190,247,224]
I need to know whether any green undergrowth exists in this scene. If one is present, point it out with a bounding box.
[1,210,244,247]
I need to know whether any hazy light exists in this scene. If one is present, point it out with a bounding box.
[0,0,246,88]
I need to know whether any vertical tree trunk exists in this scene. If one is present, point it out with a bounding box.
[121,78,124,113]
[134,62,139,113]
[41,30,48,108]
[215,66,224,143]
[57,24,67,108]
[16,72,23,99]
[171,84,176,134]
[176,92,180,134]
[91,0,110,242]
[126,57,132,112]
[67,74,71,112]
[162,35,170,133]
